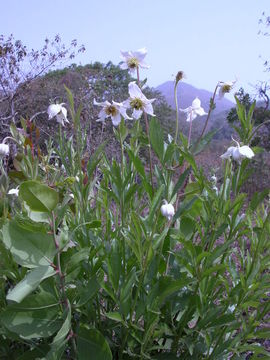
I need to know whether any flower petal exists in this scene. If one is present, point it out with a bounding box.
[128,82,143,99]
[111,113,121,126]
[132,109,143,119]
[221,146,236,159]
[194,107,207,116]
[143,102,155,116]
[238,145,254,159]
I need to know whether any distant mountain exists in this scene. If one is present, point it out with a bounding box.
[156,81,234,114]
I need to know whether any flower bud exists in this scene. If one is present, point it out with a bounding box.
[0,143,9,157]
[161,200,175,221]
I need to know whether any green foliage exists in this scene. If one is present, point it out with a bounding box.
[0,72,269,360]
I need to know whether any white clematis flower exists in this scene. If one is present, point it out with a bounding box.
[120,48,150,73]
[93,99,132,126]
[0,143,9,157]
[124,82,155,120]
[161,200,175,221]
[218,80,236,99]
[221,139,254,162]
[180,97,207,122]
[48,104,69,126]
[8,187,19,196]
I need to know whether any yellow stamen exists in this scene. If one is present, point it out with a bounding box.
[127,57,139,69]
[130,98,143,110]
[105,105,118,117]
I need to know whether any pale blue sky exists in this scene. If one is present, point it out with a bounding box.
[1,0,270,99]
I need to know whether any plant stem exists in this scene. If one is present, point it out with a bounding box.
[188,113,193,147]
[174,81,179,143]
[136,66,154,191]
[197,83,219,142]
[51,211,77,356]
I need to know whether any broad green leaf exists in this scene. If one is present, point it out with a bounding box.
[6,266,56,303]
[2,219,55,268]
[0,292,61,339]
[19,180,59,212]
[77,327,112,360]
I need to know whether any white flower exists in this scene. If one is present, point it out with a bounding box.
[93,99,131,126]
[180,97,207,122]
[124,82,155,119]
[218,80,236,99]
[161,200,175,221]
[211,175,217,183]
[0,143,9,157]
[8,187,19,196]
[47,104,69,126]
[221,140,254,162]
[120,48,149,73]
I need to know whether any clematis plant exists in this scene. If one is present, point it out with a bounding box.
[120,47,149,73]
[180,97,207,122]
[124,81,155,119]
[221,138,254,162]
[93,99,131,126]
[47,103,69,126]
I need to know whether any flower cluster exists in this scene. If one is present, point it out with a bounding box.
[93,48,155,126]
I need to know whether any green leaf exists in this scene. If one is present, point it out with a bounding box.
[250,189,269,211]
[105,312,124,324]
[0,292,61,339]
[19,180,59,212]
[173,196,198,221]
[146,184,165,226]
[76,275,101,307]
[148,275,192,306]
[191,128,219,155]
[50,304,71,352]
[77,327,112,360]
[171,167,191,200]
[17,345,51,360]
[2,219,55,268]
[149,117,164,162]
[6,266,56,303]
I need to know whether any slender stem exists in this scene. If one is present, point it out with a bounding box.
[143,111,154,190]
[198,83,219,142]
[174,81,179,143]
[136,65,154,191]
[248,119,270,143]
[188,113,193,147]
[51,211,77,356]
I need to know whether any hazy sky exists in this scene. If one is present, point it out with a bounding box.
[2,0,270,100]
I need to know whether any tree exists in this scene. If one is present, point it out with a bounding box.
[0,34,85,133]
